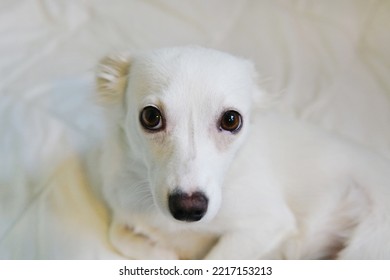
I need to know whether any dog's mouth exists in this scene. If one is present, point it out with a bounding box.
[167,189,208,222]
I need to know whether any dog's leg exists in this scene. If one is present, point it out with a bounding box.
[109,220,178,260]
[205,208,297,259]
[336,152,390,259]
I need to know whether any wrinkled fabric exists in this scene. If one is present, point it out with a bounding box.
[0,0,389,259]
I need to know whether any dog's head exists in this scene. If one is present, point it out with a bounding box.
[97,46,262,224]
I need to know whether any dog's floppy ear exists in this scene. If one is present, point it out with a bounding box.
[246,61,274,108]
[96,53,131,103]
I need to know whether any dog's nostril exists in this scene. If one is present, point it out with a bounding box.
[168,190,208,222]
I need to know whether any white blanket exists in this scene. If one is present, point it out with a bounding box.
[0,0,389,259]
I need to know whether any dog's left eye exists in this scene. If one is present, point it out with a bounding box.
[219,110,242,133]
[140,106,164,131]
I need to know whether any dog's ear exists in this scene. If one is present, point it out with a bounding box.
[246,61,274,108]
[96,53,131,103]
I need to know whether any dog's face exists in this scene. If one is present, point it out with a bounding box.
[97,47,261,224]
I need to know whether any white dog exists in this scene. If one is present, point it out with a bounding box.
[91,46,390,259]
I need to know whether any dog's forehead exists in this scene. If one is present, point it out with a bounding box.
[130,47,256,105]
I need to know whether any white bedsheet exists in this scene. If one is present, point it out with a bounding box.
[0,0,389,259]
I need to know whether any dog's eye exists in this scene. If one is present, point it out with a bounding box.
[220,110,242,133]
[140,106,164,131]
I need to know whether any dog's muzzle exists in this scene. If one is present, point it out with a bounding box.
[168,190,208,222]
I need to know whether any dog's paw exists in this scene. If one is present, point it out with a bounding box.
[109,223,178,260]
[147,244,178,260]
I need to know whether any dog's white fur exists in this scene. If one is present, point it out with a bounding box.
[92,46,390,259]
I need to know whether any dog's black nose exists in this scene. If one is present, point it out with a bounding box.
[168,190,208,222]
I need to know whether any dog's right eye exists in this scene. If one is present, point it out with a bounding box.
[139,106,164,131]
[219,110,242,133]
